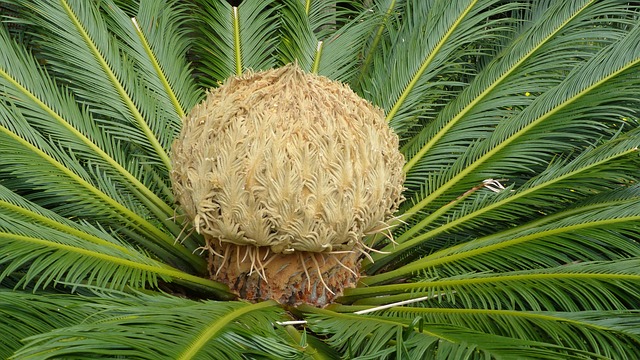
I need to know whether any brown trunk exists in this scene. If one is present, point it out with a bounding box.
[207,243,360,307]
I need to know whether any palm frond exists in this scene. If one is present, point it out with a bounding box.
[123,0,202,118]
[0,186,230,296]
[279,0,377,83]
[0,107,203,270]
[354,0,402,86]
[0,291,101,359]
[0,183,134,253]
[353,306,640,360]
[190,0,280,86]
[0,218,165,291]
[368,132,639,271]
[6,0,179,175]
[12,295,298,360]
[302,305,601,360]
[401,0,637,194]
[0,21,179,230]
[399,17,640,227]
[345,259,640,312]
[366,194,640,284]
[359,0,522,137]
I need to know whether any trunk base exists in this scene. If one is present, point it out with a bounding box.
[207,243,360,307]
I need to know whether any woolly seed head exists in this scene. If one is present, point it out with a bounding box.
[171,64,404,254]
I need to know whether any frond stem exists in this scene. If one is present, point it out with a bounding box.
[357,0,396,84]
[311,41,323,73]
[232,6,243,75]
[283,325,327,360]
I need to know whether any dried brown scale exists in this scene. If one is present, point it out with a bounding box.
[171,64,404,306]
[207,244,360,306]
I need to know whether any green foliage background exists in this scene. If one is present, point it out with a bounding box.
[0,0,639,358]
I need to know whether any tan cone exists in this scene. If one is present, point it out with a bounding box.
[171,64,404,306]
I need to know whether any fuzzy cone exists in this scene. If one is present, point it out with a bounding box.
[171,64,404,305]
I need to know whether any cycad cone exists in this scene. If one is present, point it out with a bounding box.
[171,64,404,306]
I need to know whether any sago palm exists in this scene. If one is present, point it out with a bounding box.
[1,0,639,358]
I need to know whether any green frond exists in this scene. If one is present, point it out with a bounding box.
[399,19,640,227]
[354,0,400,86]
[401,0,636,193]
[0,184,133,254]
[0,22,180,228]
[190,0,280,86]
[345,260,640,312]
[0,108,203,271]
[128,0,202,117]
[0,291,102,359]
[0,219,167,291]
[367,132,639,271]
[359,0,522,137]
[12,295,298,360]
[365,306,640,360]
[302,305,604,360]
[6,0,179,174]
[0,189,229,296]
[279,0,377,83]
[366,195,640,284]
[282,324,342,360]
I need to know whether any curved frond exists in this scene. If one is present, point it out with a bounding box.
[0,291,102,359]
[346,260,640,312]
[121,0,203,118]
[0,21,179,230]
[401,0,636,189]
[6,0,179,174]
[367,196,640,284]
[359,0,522,137]
[0,186,229,296]
[368,132,639,271]
[354,0,401,86]
[13,296,298,360]
[279,0,377,83]
[0,109,203,271]
[399,19,640,228]
[302,305,604,360]
[350,306,640,360]
[190,0,280,86]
